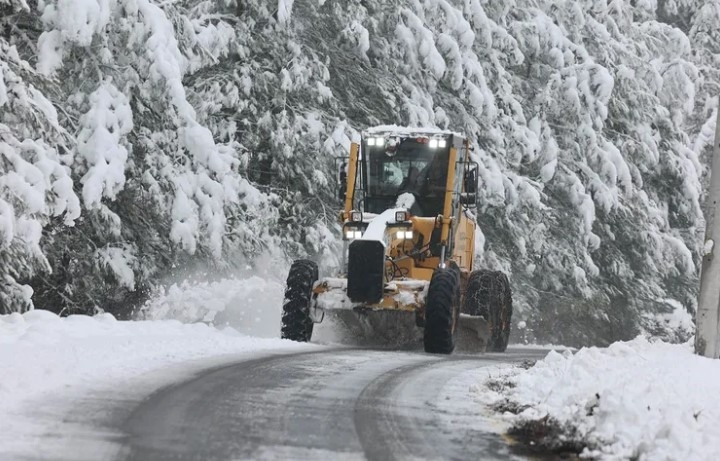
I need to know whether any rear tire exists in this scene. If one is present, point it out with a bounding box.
[462,270,513,352]
[281,260,318,342]
[423,268,460,354]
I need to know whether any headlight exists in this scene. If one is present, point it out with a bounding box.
[345,230,362,240]
[395,211,408,222]
[350,210,363,222]
[429,138,447,148]
[396,230,413,240]
[367,137,376,146]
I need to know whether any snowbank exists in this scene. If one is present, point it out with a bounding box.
[139,274,285,338]
[479,337,720,460]
[0,310,303,409]
[0,309,311,459]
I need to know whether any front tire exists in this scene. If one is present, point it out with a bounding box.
[462,270,513,352]
[281,260,318,342]
[423,268,460,354]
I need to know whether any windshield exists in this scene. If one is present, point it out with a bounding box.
[363,138,449,216]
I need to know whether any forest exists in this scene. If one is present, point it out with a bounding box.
[1,0,718,345]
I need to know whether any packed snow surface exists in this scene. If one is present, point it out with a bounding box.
[0,308,312,459]
[479,337,720,460]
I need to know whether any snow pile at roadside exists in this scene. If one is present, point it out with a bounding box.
[0,310,308,420]
[139,275,284,337]
[480,337,720,460]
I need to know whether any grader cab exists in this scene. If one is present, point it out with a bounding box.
[280,127,512,354]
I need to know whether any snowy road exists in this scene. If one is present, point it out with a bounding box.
[119,347,547,461]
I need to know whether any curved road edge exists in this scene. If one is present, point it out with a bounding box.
[119,347,548,460]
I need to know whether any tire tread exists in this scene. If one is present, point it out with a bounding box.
[281,259,318,342]
[423,268,459,354]
[462,269,512,352]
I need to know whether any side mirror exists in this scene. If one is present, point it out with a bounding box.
[460,193,476,205]
[338,161,347,202]
[461,163,479,207]
[464,167,478,194]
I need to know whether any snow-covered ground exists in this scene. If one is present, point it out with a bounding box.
[0,275,314,460]
[3,269,716,461]
[478,337,720,460]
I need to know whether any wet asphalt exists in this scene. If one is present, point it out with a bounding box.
[118,347,548,461]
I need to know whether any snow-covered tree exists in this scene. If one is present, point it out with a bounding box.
[2,0,284,315]
[0,1,81,313]
[0,0,717,345]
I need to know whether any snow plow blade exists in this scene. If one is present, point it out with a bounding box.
[311,278,493,352]
[316,309,492,352]
[317,308,423,348]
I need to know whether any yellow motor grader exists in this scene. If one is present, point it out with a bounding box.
[280,127,512,354]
